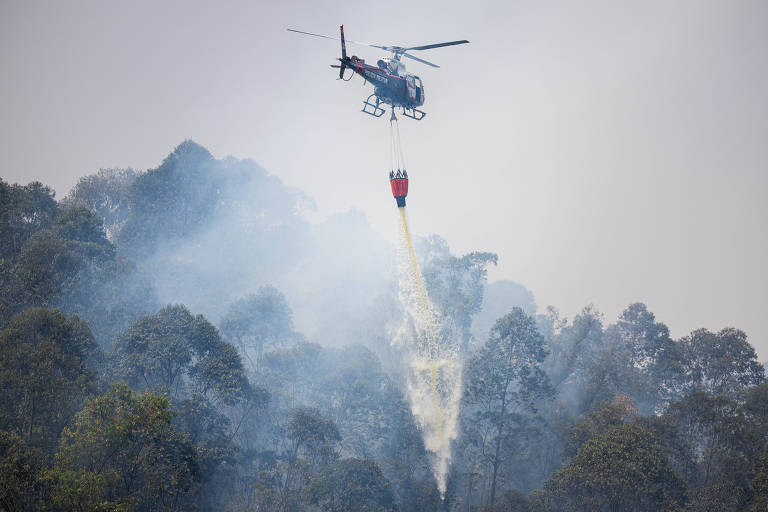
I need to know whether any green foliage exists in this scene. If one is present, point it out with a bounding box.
[480,489,530,512]
[686,478,749,512]
[63,168,139,241]
[257,341,324,408]
[0,308,99,457]
[111,305,247,405]
[43,384,199,511]
[11,231,80,312]
[63,256,158,349]
[306,458,397,512]
[535,424,686,512]
[0,178,139,342]
[219,286,298,373]
[287,407,342,463]
[0,179,58,261]
[744,382,768,441]
[0,430,45,511]
[664,391,762,489]
[51,206,115,263]
[747,446,768,511]
[4,144,768,512]
[678,328,765,399]
[118,141,218,255]
[463,307,553,503]
[565,401,629,457]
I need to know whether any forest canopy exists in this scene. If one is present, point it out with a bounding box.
[1,141,765,511]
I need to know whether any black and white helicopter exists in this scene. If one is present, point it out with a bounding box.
[288,26,468,120]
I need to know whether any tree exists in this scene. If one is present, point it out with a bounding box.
[533,424,686,512]
[118,141,219,256]
[306,458,398,512]
[219,286,298,372]
[747,446,768,511]
[0,184,126,333]
[686,478,750,512]
[286,407,341,469]
[678,328,764,398]
[50,206,114,264]
[111,305,248,406]
[61,255,158,349]
[7,232,80,316]
[663,392,762,488]
[541,305,604,407]
[43,384,199,511]
[604,303,679,413]
[480,489,529,512]
[565,400,633,458]
[63,167,139,241]
[463,307,553,505]
[419,235,497,348]
[308,345,399,459]
[281,407,342,510]
[257,341,325,409]
[0,179,58,261]
[0,308,99,457]
[0,430,44,511]
[744,383,768,442]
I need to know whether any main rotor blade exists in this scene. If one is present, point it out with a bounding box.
[403,52,439,68]
[406,40,469,51]
[287,28,377,48]
[287,28,336,41]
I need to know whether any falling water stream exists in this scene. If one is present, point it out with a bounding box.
[395,206,462,498]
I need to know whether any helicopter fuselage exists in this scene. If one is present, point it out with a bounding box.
[345,56,425,110]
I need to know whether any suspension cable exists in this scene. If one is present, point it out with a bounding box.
[389,108,406,173]
[389,114,396,173]
[393,114,406,172]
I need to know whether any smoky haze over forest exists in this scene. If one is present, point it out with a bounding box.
[2,139,767,510]
[2,1,768,510]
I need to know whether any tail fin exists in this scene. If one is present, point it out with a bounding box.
[339,25,347,79]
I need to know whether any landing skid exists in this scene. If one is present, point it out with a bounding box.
[362,94,386,117]
[400,107,426,121]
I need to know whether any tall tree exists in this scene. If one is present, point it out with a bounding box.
[63,167,139,241]
[531,424,686,512]
[306,458,398,512]
[0,430,45,511]
[0,308,99,458]
[43,384,199,511]
[0,179,58,261]
[112,305,248,406]
[463,307,553,505]
[281,407,341,510]
[664,391,762,489]
[219,286,298,372]
[419,235,497,348]
[678,328,765,398]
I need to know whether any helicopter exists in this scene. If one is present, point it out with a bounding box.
[288,26,468,120]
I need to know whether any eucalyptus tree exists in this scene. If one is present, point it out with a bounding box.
[219,285,298,373]
[111,304,248,406]
[0,308,99,458]
[463,307,553,505]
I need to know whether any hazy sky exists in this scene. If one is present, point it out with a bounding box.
[2,0,767,356]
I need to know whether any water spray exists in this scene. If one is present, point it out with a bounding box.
[388,109,462,498]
